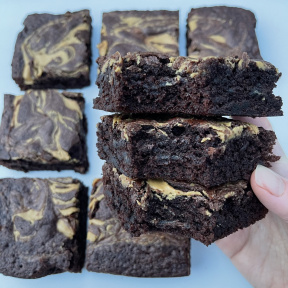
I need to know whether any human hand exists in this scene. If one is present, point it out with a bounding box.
[216,117,288,288]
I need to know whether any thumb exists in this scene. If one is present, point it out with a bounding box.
[251,165,288,222]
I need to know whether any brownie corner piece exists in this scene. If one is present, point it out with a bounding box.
[0,90,88,173]
[0,177,88,278]
[98,10,179,57]
[186,6,262,59]
[12,10,92,90]
[85,178,190,277]
[102,163,268,246]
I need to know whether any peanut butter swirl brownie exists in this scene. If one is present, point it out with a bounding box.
[0,177,88,278]
[12,10,92,90]
[86,179,190,277]
[186,6,262,58]
[102,163,268,246]
[0,90,88,173]
[98,10,179,57]
[94,52,282,116]
[97,114,279,187]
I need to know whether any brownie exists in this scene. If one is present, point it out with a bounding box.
[86,179,190,277]
[0,90,88,173]
[94,52,282,116]
[186,6,262,59]
[97,114,279,187]
[12,10,92,90]
[98,10,179,57]
[0,177,88,279]
[102,163,268,246]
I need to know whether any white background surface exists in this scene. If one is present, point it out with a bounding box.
[0,0,287,287]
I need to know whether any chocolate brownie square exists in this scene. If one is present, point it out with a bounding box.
[12,10,92,90]
[86,178,190,277]
[97,114,279,187]
[102,163,268,246]
[0,177,88,278]
[94,52,282,116]
[98,10,179,57]
[186,6,262,58]
[0,90,88,173]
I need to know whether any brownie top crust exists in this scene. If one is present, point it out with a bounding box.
[187,6,262,58]
[97,51,280,83]
[0,177,87,278]
[12,10,91,89]
[95,51,282,116]
[0,90,87,169]
[98,10,179,57]
[109,114,260,144]
[88,178,189,246]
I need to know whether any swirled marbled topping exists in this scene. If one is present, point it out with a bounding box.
[0,90,88,172]
[98,10,179,57]
[186,6,262,59]
[12,10,91,89]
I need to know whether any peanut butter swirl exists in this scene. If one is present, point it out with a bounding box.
[187,7,262,58]
[98,10,179,57]
[12,10,91,89]
[0,178,83,242]
[0,90,86,166]
[111,114,259,143]
[0,177,87,278]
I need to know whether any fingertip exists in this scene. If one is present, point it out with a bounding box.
[251,165,288,222]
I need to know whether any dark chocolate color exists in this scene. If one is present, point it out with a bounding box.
[102,163,268,246]
[94,52,282,116]
[97,114,279,187]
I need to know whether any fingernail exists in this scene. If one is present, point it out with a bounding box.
[255,165,285,197]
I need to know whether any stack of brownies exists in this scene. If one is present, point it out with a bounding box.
[94,6,282,246]
[86,11,191,277]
